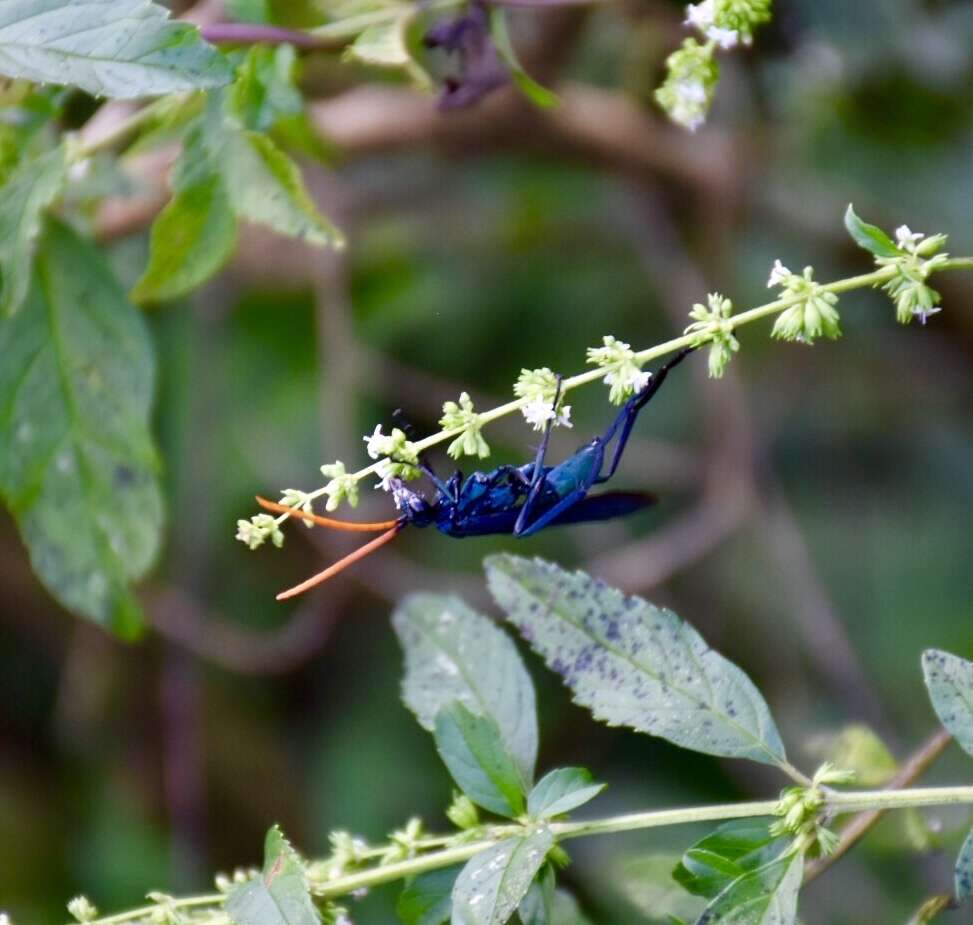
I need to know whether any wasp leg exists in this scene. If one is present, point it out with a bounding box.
[514,486,589,538]
[513,375,563,535]
[598,346,695,483]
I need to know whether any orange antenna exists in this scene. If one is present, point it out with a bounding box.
[276,523,403,600]
[256,496,399,532]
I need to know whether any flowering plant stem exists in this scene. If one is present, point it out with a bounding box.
[272,257,973,525]
[85,782,973,923]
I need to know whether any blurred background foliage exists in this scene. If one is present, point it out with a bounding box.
[3,0,973,922]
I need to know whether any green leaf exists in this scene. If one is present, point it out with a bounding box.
[550,891,593,925]
[229,45,304,132]
[844,204,900,258]
[221,128,343,247]
[135,95,341,300]
[0,144,67,316]
[0,217,162,636]
[695,852,803,925]
[227,825,320,925]
[398,866,461,925]
[527,768,605,819]
[956,826,973,902]
[485,556,787,768]
[0,0,231,99]
[393,593,539,788]
[132,169,237,302]
[673,821,788,900]
[518,864,555,925]
[615,855,706,924]
[451,828,554,925]
[343,7,431,88]
[434,701,527,817]
[922,649,973,756]
[488,9,558,109]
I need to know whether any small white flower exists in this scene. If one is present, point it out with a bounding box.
[767,259,792,288]
[671,80,708,131]
[67,897,98,923]
[523,397,555,429]
[895,225,925,253]
[685,0,716,30]
[525,399,571,430]
[685,1,739,48]
[708,25,739,48]
[363,425,387,460]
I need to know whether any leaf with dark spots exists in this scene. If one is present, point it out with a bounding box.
[922,649,973,757]
[485,556,788,768]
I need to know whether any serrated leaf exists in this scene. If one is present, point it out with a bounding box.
[956,826,973,902]
[487,9,558,109]
[696,852,803,925]
[518,864,555,925]
[674,821,788,900]
[527,768,605,819]
[922,649,973,756]
[0,217,162,636]
[435,701,527,817]
[227,825,320,925]
[393,593,539,788]
[132,169,236,302]
[222,128,343,247]
[0,0,231,99]
[398,866,462,925]
[451,828,554,925]
[485,557,787,768]
[615,854,706,924]
[136,94,340,299]
[0,144,67,316]
[844,204,900,258]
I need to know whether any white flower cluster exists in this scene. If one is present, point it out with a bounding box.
[320,460,360,511]
[363,425,420,490]
[685,0,772,48]
[880,227,950,325]
[439,392,490,459]
[514,367,572,431]
[654,39,718,132]
[768,263,841,343]
[67,897,98,924]
[686,0,740,49]
[235,513,285,550]
[658,1,772,130]
[684,292,739,378]
[587,336,652,405]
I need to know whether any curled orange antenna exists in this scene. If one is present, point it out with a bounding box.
[276,523,404,600]
[256,496,399,532]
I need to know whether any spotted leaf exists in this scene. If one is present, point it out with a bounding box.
[485,556,787,768]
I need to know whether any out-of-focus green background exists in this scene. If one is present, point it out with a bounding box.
[3,0,973,921]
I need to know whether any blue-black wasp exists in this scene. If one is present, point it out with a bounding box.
[257,347,695,599]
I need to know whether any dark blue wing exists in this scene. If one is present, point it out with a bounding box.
[548,491,657,526]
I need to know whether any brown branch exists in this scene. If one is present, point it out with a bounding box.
[200,22,342,49]
[804,728,954,884]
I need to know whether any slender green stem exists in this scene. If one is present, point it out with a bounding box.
[270,258,973,524]
[82,783,973,923]
[86,893,224,925]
